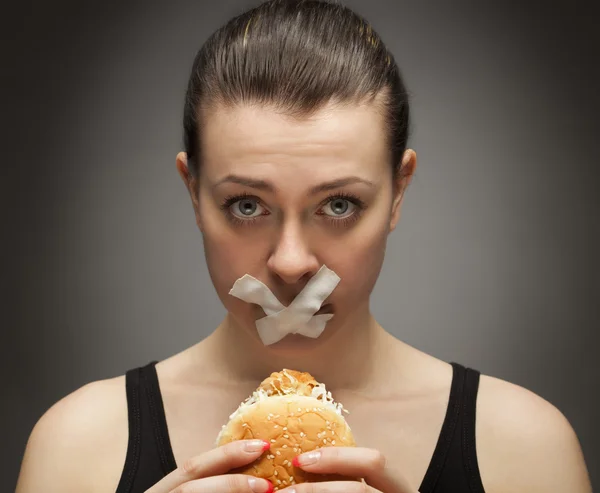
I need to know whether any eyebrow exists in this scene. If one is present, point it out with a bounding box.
[213,175,376,195]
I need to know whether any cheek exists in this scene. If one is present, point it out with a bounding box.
[323,214,389,306]
[199,201,268,308]
[203,237,263,322]
[203,233,266,303]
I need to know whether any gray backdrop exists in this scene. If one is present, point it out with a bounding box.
[3,1,598,491]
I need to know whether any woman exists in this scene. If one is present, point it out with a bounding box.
[16,1,592,492]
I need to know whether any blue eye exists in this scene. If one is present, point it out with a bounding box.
[220,193,268,226]
[231,197,264,218]
[322,198,356,217]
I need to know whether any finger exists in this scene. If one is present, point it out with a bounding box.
[146,439,270,493]
[169,474,274,493]
[293,447,384,477]
[277,481,377,493]
[292,447,413,493]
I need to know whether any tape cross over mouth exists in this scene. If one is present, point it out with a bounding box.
[228,265,341,345]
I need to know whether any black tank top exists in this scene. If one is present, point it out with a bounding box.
[115,362,486,493]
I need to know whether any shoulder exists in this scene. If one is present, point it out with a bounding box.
[16,375,129,493]
[475,373,592,493]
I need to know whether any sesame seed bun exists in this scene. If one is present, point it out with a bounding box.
[216,369,360,490]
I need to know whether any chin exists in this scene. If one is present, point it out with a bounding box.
[258,317,343,354]
[263,333,330,353]
[231,303,356,352]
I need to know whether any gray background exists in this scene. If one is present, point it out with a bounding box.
[3,1,598,491]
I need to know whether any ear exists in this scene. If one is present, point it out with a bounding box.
[176,151,203,233]
[390,149,417,232]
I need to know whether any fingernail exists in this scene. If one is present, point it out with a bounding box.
[293,450,321,467]
[248,477,274,493]
[245,440,270,452]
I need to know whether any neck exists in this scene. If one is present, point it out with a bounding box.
[199,305,394,391]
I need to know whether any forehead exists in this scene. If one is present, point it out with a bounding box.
[199,101,389,180]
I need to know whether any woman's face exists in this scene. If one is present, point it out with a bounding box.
[178,101,415,346]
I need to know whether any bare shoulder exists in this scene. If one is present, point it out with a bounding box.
[475,373,592,493]
[16,375,129,493]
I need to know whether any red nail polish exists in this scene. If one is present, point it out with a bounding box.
[266,479,275,493]
[292,456,300,467]
[262,440,271,452]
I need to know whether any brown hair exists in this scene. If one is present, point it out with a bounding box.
[183,0,411,177]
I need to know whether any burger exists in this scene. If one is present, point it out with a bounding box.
[216,369,360,490]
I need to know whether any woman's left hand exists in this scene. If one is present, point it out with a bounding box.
[277,447,417,493]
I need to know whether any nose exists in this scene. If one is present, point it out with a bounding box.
[267,221,320,286]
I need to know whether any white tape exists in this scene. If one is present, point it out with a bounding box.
[228,265,341,345]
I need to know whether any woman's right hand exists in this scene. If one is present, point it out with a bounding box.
[145,439,274,493]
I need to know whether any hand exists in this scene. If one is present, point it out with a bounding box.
[145,439,275,493]
[278,447,417,493]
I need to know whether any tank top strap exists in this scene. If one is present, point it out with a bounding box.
[418,362,486,493]
[116,361,177,493]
